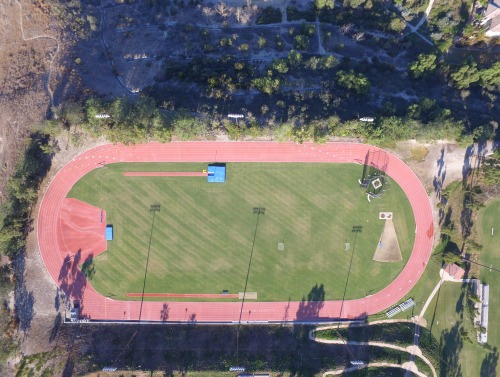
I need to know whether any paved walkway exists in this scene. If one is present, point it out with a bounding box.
[311,322,437,377]
[311,261,479,376]
[415,0,436,30]
[402,0,436,46]
[323,362,426,377]
[419,268,477,318]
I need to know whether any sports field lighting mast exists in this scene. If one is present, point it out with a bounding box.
[334,225,363,364]
[233,206,265,370]
[138,204,161,322]
[108,204,160,369]
[338,225,363,318]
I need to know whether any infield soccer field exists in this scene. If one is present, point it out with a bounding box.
[68,162,415,302]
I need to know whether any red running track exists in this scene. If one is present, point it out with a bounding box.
[38,142,433,323]
[58,198,107,260]
[127,293,240,299]
[123,172,208,177]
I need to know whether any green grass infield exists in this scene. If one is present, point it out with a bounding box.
[68,162,415,302]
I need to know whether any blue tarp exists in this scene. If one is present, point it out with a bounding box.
[207,164,226,183]
[106,225,113,240]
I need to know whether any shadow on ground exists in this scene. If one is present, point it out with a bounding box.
[481,347,499,377]
[296,283,325,321]
[13,253,35,334]
[439,321,463,377]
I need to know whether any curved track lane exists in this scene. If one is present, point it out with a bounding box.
[38,142,433,322]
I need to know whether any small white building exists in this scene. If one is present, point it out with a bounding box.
[481,0,500,37]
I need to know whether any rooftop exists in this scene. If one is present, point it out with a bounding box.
[443,263,465,280]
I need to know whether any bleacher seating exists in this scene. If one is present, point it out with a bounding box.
[399,298,415,312]
[386,306,401,318]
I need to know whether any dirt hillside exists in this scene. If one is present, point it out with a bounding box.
[0,0,62,200]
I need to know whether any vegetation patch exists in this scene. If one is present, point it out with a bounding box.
[426,0,473,52]
[315,323,416,346]
[315,322,439,373]
[410,146,430,162]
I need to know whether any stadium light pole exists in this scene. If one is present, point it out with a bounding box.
[235,207,265,367]
[110,205,159,369]
[333,225,363,364]
[138,204,161,322]
[338,226,362,319]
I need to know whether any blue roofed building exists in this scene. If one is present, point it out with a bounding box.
[106,225,114,240]
[208,164,226,183]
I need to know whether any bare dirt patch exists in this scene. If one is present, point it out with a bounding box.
[390,140,497,249]
[0,1,89,366]
[0,0,69,201]
[373,219,402,262]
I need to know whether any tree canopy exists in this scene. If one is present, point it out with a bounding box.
[409,54,437,79]
[481,151,500,185]
[450,61,480,89]
[314,0,334,10]
[336,70,370,95]
[479,62,500,87]
[84,97,172,144]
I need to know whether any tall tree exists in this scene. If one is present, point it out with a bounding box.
[479,62,500,87]
[314,0,333,9]
[409,54,437,79]
[336,70,370,95]
[450,61,480,89]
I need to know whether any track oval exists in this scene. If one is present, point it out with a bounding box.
[38,142,433,322]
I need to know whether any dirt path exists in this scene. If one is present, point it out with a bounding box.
[15,0,59,109]
[0,0,60,202]
[98,0,137,95]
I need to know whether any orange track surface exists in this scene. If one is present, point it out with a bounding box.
[127,293,240,298]
[58,198,107,260]
[38,142,433,323]
[123,172,208,177]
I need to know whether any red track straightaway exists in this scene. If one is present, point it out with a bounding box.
[123,171,208,177]
[38,142,433,323]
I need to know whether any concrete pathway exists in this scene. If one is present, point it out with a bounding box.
[401,0,436,46]
[311,328,437,377]
[322,362,426,377]
[415,0,436,30]
[419,268,478,319]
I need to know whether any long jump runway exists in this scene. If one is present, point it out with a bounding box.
[38,142,433,323]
